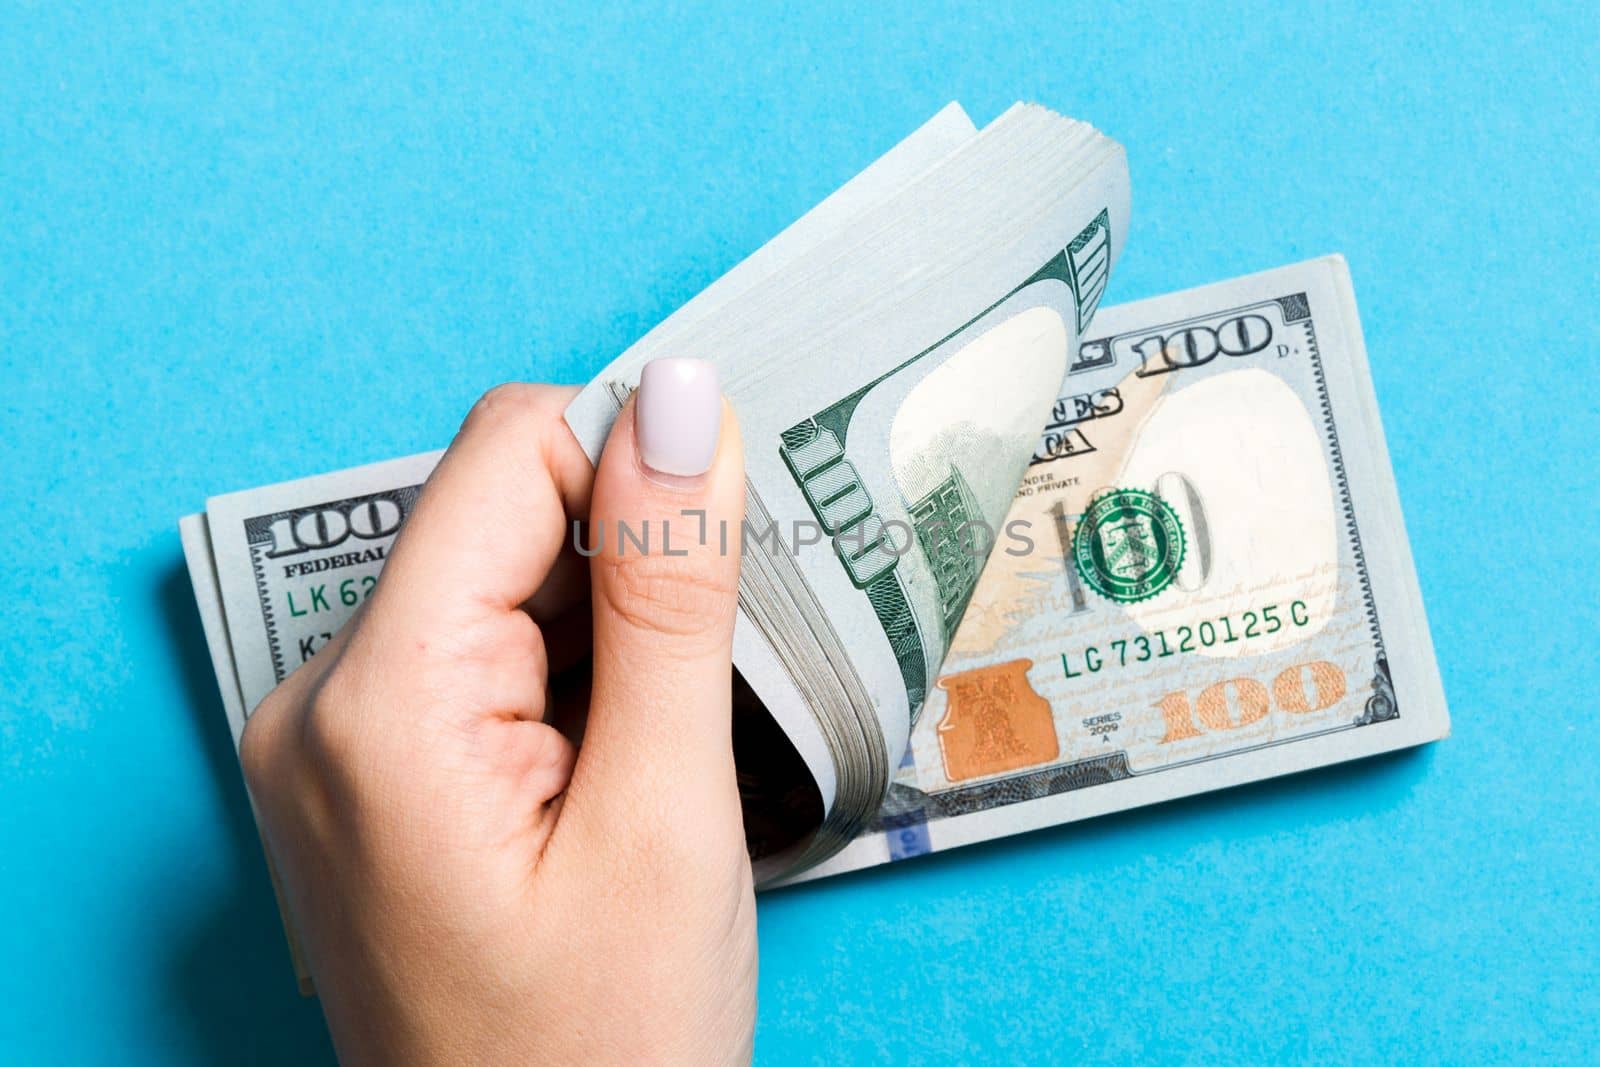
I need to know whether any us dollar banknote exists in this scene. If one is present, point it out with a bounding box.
[554,102,1133,876]
[182,256,1448,896]
[787,254,1450,881]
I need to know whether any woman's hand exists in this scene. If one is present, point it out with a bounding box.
[239,361,756,1065]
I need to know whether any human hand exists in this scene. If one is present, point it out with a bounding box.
[239,361,755,1064]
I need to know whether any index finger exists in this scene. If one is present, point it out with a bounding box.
[366,383,593,632]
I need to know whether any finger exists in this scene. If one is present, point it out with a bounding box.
[564,359,745,835]
[505,720,577,814]
[238,597,365,760]
[365,383,593,638]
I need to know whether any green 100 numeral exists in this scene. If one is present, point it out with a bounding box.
[1157,660,1347,743]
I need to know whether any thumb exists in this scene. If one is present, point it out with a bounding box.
[565,358,747,848]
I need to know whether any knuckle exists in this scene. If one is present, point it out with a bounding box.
[501,608,550,673]
[238,691,294,793]
[463,382,562,435]
[523,721,573,777]
[299,666,373,770]
[598,549,737,641]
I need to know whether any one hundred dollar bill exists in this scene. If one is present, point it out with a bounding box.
[182,256,1448,898]
[563,102,1131,873]
[788,254,1450,881]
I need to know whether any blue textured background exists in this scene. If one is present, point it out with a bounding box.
[3,3,1596,1063]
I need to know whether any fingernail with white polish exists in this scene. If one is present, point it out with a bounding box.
[636,357,721,478]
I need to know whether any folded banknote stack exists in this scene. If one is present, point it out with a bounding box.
[182,102,1448,948]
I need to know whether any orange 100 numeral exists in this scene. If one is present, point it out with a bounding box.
[1156,661,1347,743]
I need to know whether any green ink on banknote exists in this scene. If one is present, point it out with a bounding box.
[1072,488,1186,603]
[778,207,1114,714]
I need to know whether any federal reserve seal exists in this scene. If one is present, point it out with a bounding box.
[1072,488,1186,603]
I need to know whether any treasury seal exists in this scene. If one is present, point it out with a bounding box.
[1072,488,1186,603]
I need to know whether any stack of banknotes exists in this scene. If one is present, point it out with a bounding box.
[182,102,1449,907]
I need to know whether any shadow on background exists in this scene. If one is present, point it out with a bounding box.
[155,560,335,1065]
